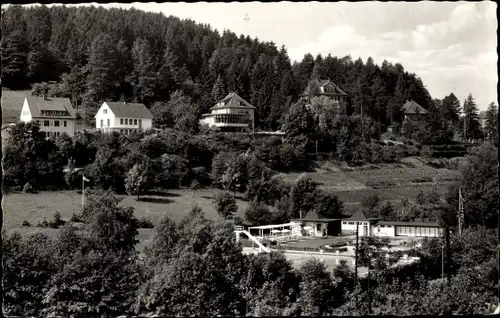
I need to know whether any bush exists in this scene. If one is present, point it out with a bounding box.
[70,213,83,223]
[138,217,154,229]
[36,218,49,228]
[22,182,37,193]
[21,220,31,227]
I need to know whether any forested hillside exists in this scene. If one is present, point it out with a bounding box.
[2,4,445,131]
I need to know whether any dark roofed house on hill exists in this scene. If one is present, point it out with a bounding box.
[300,79,348,114]
[95,101,153,134]
[401,99,429,136]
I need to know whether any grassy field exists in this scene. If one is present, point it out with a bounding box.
[2,188,250,231]
[278,158,461,205]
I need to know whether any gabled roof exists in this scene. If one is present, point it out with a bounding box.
[25,96,76,118]
[301,79,348,97]
[210,92,256,110]
[100,102,152,119]
[402,100,428,115]
[319,80,348,95]
[345,209,379,222]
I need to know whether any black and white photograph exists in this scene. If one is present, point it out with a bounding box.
[1,1,499,316]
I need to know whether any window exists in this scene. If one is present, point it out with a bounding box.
[139,119,142,127]
[348,222,354,225]
[100,120,103,128]
[134,119,137,125]
[44,120,50,127]
[120,119,124,125]
[64,121,67,127]
[120,129,124,133]
[36,120,40,124]
[103,109,107,114]
[54,120,59,127]
[342,222,346,225]
[107,119,110,126]
[125,119,128,125]
[316,223,321,231]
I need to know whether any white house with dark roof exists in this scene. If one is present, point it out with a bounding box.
[300,79,348,102]
[200,92,255,132]
[94,101,153,134]
[20,95,77,137]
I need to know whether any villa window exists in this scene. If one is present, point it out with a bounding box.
[134,119,137,125]
[100,120,103,128]
[44,120,50,127]
[107,119,110,126]
[103,109,107,114]
[64,121,67,127]
[120,119,124,125]
[125,119,128,125]
[316,224,321,231]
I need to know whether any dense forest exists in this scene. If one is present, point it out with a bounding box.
[4,3,493,139]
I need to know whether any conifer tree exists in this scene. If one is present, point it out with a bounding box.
[212,75,227,102]
[462,94,482,140]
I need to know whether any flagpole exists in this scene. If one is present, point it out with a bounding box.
[82,173,85,210]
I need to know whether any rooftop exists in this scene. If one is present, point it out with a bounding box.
[210,92,256,110]
[100,102,153,119]
[402,100,428,115]
[25,95,76,118]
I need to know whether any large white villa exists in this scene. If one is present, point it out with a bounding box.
[200,92,255,132]
[20,95,77,137]
[94,101,153,134]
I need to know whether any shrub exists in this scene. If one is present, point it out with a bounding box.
[22,182,36,193]
[70,213,82,223]
[36,218,49,228]
[51,212,65,228]
[138,217,154,229]
[21,220,31,227]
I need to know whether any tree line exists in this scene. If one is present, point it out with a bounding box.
[2,4,496,141]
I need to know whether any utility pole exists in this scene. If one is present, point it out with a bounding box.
[367,252,372,315]
[441,243,445,283]
[354,221,359,286]
[458,187,464,235]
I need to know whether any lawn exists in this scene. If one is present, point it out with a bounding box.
[2,188,250,231]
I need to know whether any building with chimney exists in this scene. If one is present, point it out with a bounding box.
[20,94,77,137]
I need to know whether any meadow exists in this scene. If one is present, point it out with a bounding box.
[2,188,250,231]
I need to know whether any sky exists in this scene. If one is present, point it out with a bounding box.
[30,1,499,110]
